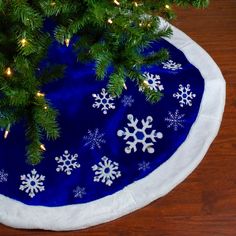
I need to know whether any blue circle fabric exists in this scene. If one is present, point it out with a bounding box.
[0,38,204,207]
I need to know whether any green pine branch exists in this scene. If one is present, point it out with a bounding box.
[0,0,209,164]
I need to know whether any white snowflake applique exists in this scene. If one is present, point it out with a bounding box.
[121,95,134,107]
[117,114,163,154]
[165,109,186,131]
[162,60,182,71]
[73,186,86,198]
[83,128,106,150]
[173,84,196,107]
[140,72,164,92]
[19,169,45,198]
[55,150,80,175]
[92,88,115,114]
[0,169,8,183]
[92,156,121,186]
[138,161,151,171]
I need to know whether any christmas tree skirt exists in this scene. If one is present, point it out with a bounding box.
[0,24,225,231]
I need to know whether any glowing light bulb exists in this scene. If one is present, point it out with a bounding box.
[4,124,11,139]
[65,38,70,47]
[20,38,27,47]
[44,106,48,110]
[4,130,9,139]
[36,91,45,97]
[134,2,138,7]
[40,144,46,151]
[114,0,120,5]
[123,83,127,90]
[51,1,56,6]
[5,67,12,77]
[165,4,170,9]
[108,18,113,24]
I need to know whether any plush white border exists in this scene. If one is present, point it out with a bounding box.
[0,24,225,231]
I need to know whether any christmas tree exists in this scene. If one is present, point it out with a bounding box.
[0,0,209,165]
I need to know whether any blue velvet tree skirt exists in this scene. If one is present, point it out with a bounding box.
[0,23,225,231]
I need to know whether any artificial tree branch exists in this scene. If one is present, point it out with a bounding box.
[0,0,209,164]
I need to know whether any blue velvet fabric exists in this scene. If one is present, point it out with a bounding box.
[0,39,204,206]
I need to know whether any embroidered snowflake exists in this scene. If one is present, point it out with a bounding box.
[73,186,86,198]
[173,84,196,107]
[83,128,106,150]
[121,95,134,107]
[117,114,163,154]
[19,169,45,198]
[140,72,164,92]
[55,150,80,175]
[0,169,8,183]
[92,88,115,114]
[165,109,186,131]
[162,60,182,71]
[92,156,121,186]
[138,161,151,171]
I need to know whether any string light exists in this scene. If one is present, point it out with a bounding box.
[4,124,11,139]
[5,67,12,77]
[40,144,46,151]
[134,2,139,7]
[44,106,48,110]
[143,80,149,86]
[165,4,170,9]
[36,91,45,97]
[20,38,28,47]
[65,38,70,47]
[4,130,9,139]
[113,0,120,6]
[107,18,113,24]
[123,83,127,90]
[51,1,56,6]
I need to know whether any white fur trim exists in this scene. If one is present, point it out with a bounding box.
[0,23,226,231]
